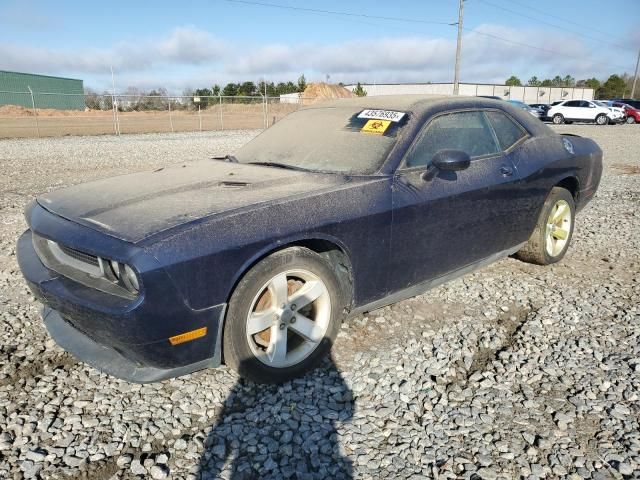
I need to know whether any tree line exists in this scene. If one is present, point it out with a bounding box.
[84,75,308,111]
[503,73,636,99]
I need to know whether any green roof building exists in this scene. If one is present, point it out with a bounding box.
[0,70,85,110]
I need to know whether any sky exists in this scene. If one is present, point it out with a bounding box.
[0,0,638,94]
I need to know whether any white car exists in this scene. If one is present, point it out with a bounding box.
[547,100,618,125]
[593,101,626,122]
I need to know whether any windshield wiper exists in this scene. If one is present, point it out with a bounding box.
[211,154,238,163]
[247,161,308,171]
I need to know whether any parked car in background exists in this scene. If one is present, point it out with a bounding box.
[507,99,542,118]
[593,101,626,123]
[529,103,551,119]
[611,101,640,124]
[612,98,640,110]
[547,100,619,125]
[17,96,603,384]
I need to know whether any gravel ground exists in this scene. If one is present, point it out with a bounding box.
[0,125,638,480]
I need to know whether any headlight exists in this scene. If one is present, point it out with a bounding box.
[123,265,139,293]
[107,259,139,294]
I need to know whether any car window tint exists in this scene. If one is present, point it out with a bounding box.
[405,111,499,168]
[565,100,580,107]
[486,111,527,151]
[580,101,592,108]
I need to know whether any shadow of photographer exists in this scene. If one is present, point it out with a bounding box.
[197,354,353,480]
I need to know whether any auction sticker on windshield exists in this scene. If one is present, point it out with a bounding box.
[361,119,391,134]
[358,109,406,122]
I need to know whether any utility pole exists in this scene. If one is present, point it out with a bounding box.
[631,47,640,99]
[453,0,464,95]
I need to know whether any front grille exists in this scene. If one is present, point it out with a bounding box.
[58,244,99,267]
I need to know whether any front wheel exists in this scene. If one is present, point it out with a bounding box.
[515,187,575,265]
[552,114,564,124]
[223,247,345,383]
[626,116,636,124]
[596,114,609,125]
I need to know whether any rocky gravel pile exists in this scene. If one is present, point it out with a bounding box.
[0,125,638,479]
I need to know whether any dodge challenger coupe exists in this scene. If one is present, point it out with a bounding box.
[17,96,602,384]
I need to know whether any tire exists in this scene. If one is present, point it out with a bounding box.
[596,114,609,125]
[515,187,575,266]
[552,114,564,124]
[223,247,346,383]
[626,116,636,124]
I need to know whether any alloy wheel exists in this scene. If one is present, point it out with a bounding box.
[245,269,331,368]
[545,199,572,257]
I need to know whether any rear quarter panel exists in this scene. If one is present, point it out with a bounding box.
[509,133,602,240]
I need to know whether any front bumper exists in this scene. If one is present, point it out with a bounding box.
[17,225,226,383]
[43,307,216,383]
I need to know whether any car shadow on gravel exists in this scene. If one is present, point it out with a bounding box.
[197,355,353,480]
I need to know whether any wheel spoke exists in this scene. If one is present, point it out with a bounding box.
[289,313,324,343]
[552,203,569,223]
[269,273,289,307]
[247,309,275,335]
[288,280,324,310]
[552,228,568,240]
[546,233,555,255]
[267,324,288,364]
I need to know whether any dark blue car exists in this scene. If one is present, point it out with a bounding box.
[17,96,602,384]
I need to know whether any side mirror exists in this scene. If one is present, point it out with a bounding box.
[431,149,471,171]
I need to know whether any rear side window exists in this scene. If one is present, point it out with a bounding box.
[485,111,527,151]
[404,111,499,168]
[564,100,580,107]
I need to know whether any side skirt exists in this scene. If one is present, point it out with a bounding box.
[351,243,525,316]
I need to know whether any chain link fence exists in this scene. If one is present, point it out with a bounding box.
[0,91,314,138]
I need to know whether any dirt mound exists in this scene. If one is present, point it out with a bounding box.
[0,105,34,116]
[301,83,354,103]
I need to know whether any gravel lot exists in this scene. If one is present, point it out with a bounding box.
[0,125,638,480]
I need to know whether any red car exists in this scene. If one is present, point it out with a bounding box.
[612,102,640,124]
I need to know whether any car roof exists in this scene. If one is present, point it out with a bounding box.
[301,94,553,141]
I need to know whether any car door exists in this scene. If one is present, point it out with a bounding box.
[388,109,525,293]
[562,100,581,120]
[578,100,598,121]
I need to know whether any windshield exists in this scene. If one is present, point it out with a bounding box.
[234,106,409,174]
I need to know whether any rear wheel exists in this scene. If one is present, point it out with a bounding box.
[515,187,575,265]
[223,247,344,383]
[552,114,564,124]
[596,114,609,125]
[626,116,636,124]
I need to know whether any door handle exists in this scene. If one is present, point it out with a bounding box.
[500,166,513,177]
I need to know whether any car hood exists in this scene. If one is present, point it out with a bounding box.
[37,160,348,243]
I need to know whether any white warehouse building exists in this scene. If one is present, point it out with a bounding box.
[342,83,594,104]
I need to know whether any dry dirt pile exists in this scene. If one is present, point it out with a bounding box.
[301,83,355,102]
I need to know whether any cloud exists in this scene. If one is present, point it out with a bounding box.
[224,23,625,84]
[0,23,631,92]
[0,26,225,75]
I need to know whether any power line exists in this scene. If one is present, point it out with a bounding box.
[224,0,452,26]
[223,0,634,71]
[475,0,628,50]
[503,0,620,40]
[461,27,631,71]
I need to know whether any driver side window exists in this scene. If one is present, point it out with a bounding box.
[404,111,500,169]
